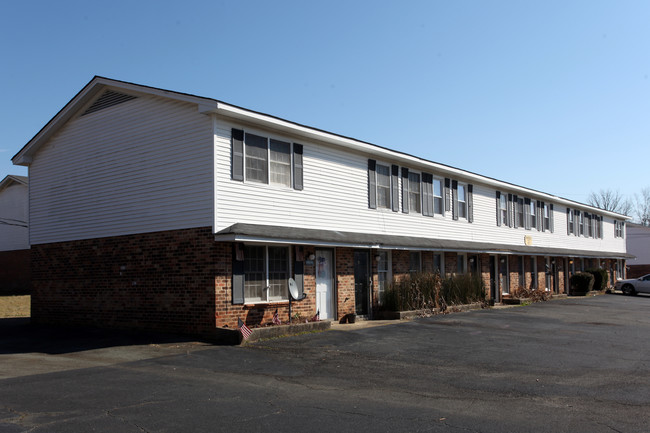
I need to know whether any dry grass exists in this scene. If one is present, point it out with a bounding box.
[0,295,30,318]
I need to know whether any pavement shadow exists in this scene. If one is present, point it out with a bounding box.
[0,317,202,355]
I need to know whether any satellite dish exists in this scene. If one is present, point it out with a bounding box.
[288,278,306,301]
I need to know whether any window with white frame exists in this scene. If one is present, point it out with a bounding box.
[614,220,624,238]
[568,210,575,234]
[408,172,421,213]
[517,198,524,228]
[579,212,584,236]
[245,133,269,184]
[376,164,391,209]
[433,178,443,214]
[269,139,291,187]
[529,199,537,229]
[543,203,550,231]
[243,245,289,302]
[458,184,467,219]
[499,194,508,226]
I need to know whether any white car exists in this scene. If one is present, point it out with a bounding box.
[615,274,650,295]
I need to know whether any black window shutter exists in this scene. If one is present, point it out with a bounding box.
[401,167,409,214]
[599,216,604,239]
[514,195,519,227]
[452,180,459,220]
[496,191,502,226]
[391,165,400,212]
[508,194,514,227]
[550,204,554,233]
[445,178,451,214]
[368,159,377,209]
[524,198,531,230]
[232,243,245,304]
[293,143,304,190]
[231,128,244,181]
[467,184,474,223]
[422,173,433,217]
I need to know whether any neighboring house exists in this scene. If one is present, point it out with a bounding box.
[626,223,650,278]
[11,77,631,337]
[0,174,30,294]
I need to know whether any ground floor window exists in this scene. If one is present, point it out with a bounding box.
[244,245,289,302]
[433,253,444,277]
[457,253,467,274]
[409,251,422,275]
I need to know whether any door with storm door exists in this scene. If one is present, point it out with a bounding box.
[354,250,370,317]
[315,249,335,320]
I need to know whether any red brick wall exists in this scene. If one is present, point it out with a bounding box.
[31,229,322,335]
[627,264,650,279]
[0,248,30,294]
[31,228,219,336]
[335,247,355,319]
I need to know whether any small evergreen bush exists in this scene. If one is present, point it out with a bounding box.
[570,272,594,294]
[586,268,608,291]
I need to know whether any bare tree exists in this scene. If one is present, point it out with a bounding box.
[587,189,632,215]
[634,187,650,226]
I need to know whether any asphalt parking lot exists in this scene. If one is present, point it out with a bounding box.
[1,294,649,432]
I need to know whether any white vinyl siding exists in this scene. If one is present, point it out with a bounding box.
[29,95,213,245]
[213,119,626,257]
[0,181,29,251]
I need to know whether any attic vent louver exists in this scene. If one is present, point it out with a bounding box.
[82,90,137,116]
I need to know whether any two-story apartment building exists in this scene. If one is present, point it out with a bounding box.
[12,77,631,337]
[0,174,30,294]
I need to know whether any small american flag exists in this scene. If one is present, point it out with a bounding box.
[238,318,252,340]
[272,309,281,325]
[311,310,320,322]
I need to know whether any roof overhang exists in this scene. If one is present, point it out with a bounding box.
[215,223,633,260]
[0,175,28,193]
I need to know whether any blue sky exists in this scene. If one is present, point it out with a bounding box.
[1,0,649,205]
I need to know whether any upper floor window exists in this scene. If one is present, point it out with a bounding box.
[543,202,551,231]
[269,139,291,186]
[408,172,422,213]
[568,209,575,235]
[529,199,537,229]
[231,128,303,190]
[376,164,391,209]
[579,212,584,236]
[433,178,443,214]
[614,220,624,238]
[458,183,467,219]
[499,194,508,226]
[517,197,524,228]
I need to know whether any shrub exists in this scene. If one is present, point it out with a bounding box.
[570,272,594,294]
[586,268,608,291]
[382,272,485,312]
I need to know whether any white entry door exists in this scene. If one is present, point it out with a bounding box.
[316,249,334,320]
